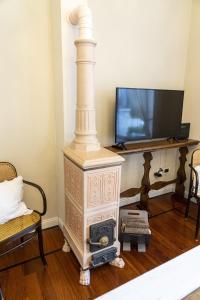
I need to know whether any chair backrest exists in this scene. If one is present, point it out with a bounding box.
[0,162,17,183]
[192,149,200,167]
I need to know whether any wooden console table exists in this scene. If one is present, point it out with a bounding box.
[106,139,199,212]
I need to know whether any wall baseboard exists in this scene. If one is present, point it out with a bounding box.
[58,217,64,231]
[185,190,197,204]
[42,216,59,229]
[41,216,65,231]
[120,185,175,207]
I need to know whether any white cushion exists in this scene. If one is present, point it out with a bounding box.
[0,176,32,224]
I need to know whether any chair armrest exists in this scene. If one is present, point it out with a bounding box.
[189,164,199,196]
[23,180,47,216]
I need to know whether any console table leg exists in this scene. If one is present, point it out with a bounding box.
[175,146,188,198]
[138,151,153,211]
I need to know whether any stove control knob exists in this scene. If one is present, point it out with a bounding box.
[99,235,109,247]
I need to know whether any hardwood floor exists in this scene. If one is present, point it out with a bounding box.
[0,194,200,300]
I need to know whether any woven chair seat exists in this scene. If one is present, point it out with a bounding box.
[0,211,40,243]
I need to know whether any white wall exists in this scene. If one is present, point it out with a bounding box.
[89,0,191,146]
[86,0,192,200]
[183,0,200,138]
[0,0,57,220]
[183,0,200,190]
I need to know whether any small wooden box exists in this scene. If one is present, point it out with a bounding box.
[119,209,151,252]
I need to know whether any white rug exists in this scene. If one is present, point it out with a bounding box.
[96,245,200,300]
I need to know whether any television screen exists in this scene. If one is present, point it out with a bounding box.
[115,88,184,143]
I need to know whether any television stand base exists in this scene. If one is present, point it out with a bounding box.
[106,139,199,211]
[167,137,179,142]
[112,143,127,150]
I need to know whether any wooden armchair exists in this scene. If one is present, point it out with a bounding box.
[0,162,47,266]
[185,149,200,240]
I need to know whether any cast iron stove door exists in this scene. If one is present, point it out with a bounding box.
[88,219,116,252]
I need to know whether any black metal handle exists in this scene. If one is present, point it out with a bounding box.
[23,180,47,216]
[87,236,109,247]
[189,164,199,196]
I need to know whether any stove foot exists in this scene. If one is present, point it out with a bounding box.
[62,239,71,252]
[80,268,90,285]
[109,257,125,268]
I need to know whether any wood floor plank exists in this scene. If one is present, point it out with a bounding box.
[24,273,43,300]
[2,266,24,300]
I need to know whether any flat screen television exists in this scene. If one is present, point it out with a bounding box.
[115,87,184,144]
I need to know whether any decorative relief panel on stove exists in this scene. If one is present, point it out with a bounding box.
[103,171,119,204]
[65,197,83,246]
[87,173,102,208]
[64,158,83,208]
[87,209,117,226]
[86,167,120,209]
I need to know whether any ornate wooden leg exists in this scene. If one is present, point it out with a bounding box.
[175,147,188,199]
[138,151,153,211]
